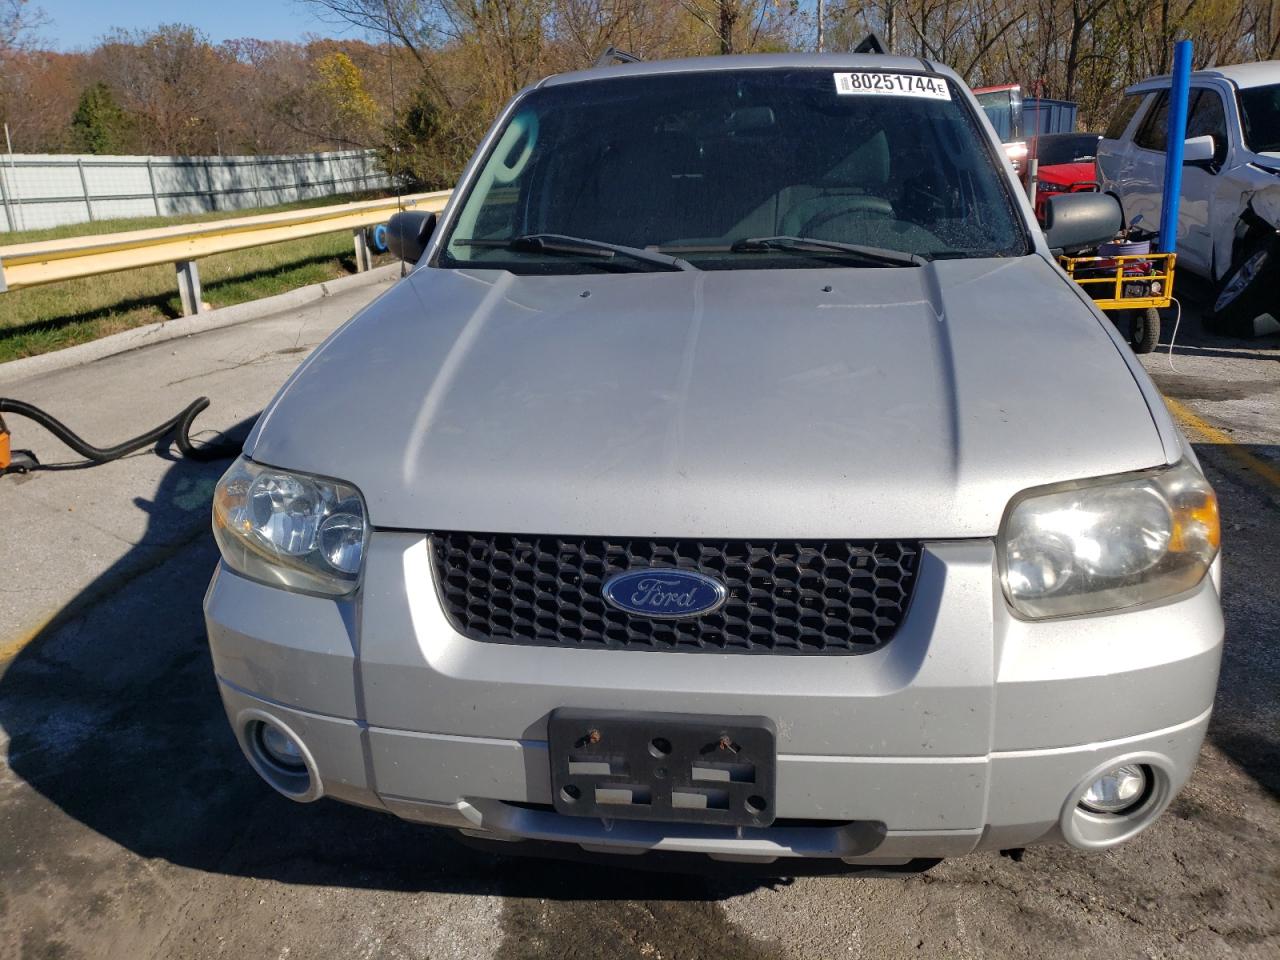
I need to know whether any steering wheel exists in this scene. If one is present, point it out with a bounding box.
[798,196,894,238]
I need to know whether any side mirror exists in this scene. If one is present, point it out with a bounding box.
[386,211,437,264]
[1183,135,1216,168]
[1042,192,1123,253]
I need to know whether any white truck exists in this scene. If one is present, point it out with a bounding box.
[1096,60,1280,336]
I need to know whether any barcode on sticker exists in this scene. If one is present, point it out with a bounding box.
[834,72,951,100]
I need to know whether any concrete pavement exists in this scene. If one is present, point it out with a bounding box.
[0,273,399,658]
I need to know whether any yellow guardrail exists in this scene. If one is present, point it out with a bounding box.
[1059,252,1177,310]
[0,189,453,314]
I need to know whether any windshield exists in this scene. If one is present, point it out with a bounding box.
[1238,83,1280,154]
[440,68,1029,274]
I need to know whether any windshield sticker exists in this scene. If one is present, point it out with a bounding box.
[834,72,951,100]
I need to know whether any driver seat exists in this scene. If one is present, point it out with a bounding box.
[777,131,894,237]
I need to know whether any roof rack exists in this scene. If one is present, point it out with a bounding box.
[594,47,642,68]
[853,33,890,55]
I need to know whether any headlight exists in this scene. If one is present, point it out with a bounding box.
[999,460,1219,619]
[212,456,369,596]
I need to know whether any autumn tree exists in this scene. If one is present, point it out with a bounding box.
[675,1,800,54]
[544,0,691,68]
[219,39,313,154]
[274,50,384,148]
[86,25,226,154]
[0,0,49,144]
[1,0,1277,172]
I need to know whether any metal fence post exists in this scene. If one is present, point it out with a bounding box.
[4,123,23,231]
[204,159,217,211]
[252,157,263,208]
[0,161,13,232]
[175,260,204,316]
[352,227,371,272]
[145,158,161,215]
[76,158,94,222]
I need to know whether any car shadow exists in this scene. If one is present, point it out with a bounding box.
[1147,283,1280,356]
[0,427,769,900]
[0,425,1274,904]
[1165,345,1280,363]
[1140,290,1280,798]
[1189,439,1280,799]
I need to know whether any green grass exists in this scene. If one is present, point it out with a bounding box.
[0,193,397,363]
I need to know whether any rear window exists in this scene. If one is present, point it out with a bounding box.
[1033,135,1101,165]
[1105,94,1144,140]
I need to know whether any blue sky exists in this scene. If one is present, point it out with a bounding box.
[37,0,343,50]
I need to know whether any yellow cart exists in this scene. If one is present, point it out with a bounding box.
[1059,251,1176,353]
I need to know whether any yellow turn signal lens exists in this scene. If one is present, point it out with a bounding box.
[1171,489,1220,554]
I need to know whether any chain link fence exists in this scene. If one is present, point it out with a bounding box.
[0,150,392,233]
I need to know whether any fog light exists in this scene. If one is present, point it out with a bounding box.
[257,722,306,771]
[1079,764,1147,814]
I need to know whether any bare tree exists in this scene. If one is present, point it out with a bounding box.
[0,0,43,53]
[0,0,48,143]
[88,25,227,154]
[676,1,783,55]
[1242,0,1280,59]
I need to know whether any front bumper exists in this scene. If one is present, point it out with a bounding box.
[205,534,1223,864]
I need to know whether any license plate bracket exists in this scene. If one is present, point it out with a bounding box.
[548,709,777,827]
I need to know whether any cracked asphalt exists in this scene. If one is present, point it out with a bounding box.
[0,278,1276,959]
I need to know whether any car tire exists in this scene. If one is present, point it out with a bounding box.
[1128,307,1161,354]
[1208,237,1280,338]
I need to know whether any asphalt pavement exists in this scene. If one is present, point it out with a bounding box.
[0,279,1276,960]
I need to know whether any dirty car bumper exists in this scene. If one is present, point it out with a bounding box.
[204,534,1222,864]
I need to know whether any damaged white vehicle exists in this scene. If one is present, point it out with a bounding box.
[1097,60,1280,335]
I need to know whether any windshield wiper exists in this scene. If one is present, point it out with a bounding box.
[456,234,696,271]
[729,235,926,267]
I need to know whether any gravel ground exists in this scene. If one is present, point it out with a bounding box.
[0,285,1276,960]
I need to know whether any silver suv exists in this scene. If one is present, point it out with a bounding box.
[205,54,1223,872]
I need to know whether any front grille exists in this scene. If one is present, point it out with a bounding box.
[428,533,920,655]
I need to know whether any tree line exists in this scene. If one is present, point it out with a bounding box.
[0,0,1277,190]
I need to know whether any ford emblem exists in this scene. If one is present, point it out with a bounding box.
[602,568,727,618]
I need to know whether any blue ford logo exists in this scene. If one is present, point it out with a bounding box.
[602,568,727,618]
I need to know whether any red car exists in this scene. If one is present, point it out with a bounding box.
[1031,132,1103,222]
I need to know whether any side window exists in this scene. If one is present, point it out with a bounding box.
[1104,94,1144,141]
[1133,92,1171,151]
[1186,88,1229,163]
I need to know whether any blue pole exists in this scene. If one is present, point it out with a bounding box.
[1159,40,1193,253]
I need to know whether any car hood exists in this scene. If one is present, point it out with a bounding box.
[247,256,1166,538]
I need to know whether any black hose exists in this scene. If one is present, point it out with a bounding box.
[0,396,243,467]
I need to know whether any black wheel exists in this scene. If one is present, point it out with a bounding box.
[1208,237,1280,337]
[1129,306,1161,353]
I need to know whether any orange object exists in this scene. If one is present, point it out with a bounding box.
[0,416,10,471]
